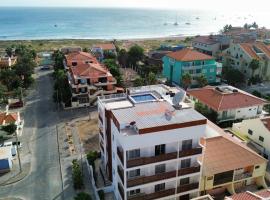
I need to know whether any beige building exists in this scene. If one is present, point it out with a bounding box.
[223,42,270,80]
[233,117,270,159]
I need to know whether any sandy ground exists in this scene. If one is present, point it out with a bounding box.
[76,112,99,153]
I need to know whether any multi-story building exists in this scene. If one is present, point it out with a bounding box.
[200,133,267,197]
[162,48,222,86]
[91,43,117,61]
[98,85,207,200]
[192,36,221,57]
[232,117,270,159]
[223,41,270,80]
[188,85,267,124]
[65,51,118,107]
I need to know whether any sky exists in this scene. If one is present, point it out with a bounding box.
[0,0,269,11]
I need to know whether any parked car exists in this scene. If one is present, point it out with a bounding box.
[40,65,51,70]
[9,100,24,109]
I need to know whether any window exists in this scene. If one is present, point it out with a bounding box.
[202,69,207,73]
[155,144,165,156]
[196,69,201,73]
[248,129,253,135]
[129,189,140,196]
[155,183,165,192]
[128,149,140,159]
[129,169,140,178]
[181,158,191,168]
[210,68,215,73]
[182,139,192,151]
[155,164,166,174]
[259,136,264,142]
[255,165,260,169]
[180,177,190,185]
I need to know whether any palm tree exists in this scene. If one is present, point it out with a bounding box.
[182,73,192,90]
[147,72,156,85]
[249,59,260,77]
[196,75,208,87]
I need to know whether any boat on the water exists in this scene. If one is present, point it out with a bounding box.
[185,22,191,25]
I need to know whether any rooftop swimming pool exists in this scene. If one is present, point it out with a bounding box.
[130,93,156,103]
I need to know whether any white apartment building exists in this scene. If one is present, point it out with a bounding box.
[98,85,208,200]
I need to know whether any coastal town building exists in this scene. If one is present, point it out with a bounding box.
[223,41,270,80]
[0,56,17,69]
[98,85,206,200]
[224,27,258,43]
[225,189,270,200]
[145,50,171,73]
[91,43,117,61]
[200,133,267,197]
[0,146,13,174]
[64,51,99,68]
[0,111,21,127]
[187,85,267,124]
[232,117,270,159]
[162,48,222,86]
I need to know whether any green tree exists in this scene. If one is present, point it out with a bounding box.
[0,84,7,103]
[222,66,245,86]
[249,59,260,77]
[74,192,91,200]
[52,50,65,71]
[103,51,116,59]
[182,73,192,90]
[196,75,208,87]
[5,47,13,57]
[118,49,128,67]
[195,102,218,123]
[133,77,145,87]
[82,47,88,53]
[147,72,156,85]
[2,123,17,135]
[53,70,72,104]
[0,69,22,91]
[128,45,144,68]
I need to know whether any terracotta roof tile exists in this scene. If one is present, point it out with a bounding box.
[240,43,260,60]
[0,112,18,125]
[255,189,270,198]
[229,192,261,200]
[260,117,270,132]
[188,86,267,111]
[93,43,116,50]
[70,63,110,79]
[202,135,266,176]
[166,48,213,61]
[65,52,98,66]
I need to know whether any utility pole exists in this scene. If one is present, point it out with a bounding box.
[15,129,22,172]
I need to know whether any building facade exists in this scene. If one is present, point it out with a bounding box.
[223,42,270,80]
[232,117,270,159]
[162,49,222,86]
[98,85,207,200]
[91,43,117,61]
[188,86,266,123]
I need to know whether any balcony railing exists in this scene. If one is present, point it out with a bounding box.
[127,152,177,168]
[127,147,202,168]
[127,166,200,187]
[100,142,104,152]
[234,172,253,181]
[177,182,199,193]
[99,128,104,139]
[118,183,125,200]
[118,166,124,185]
[98,114,103,124]
[117,147,124,165]
[127,188,175,200]
[214,176,233,186]
[179,147,202,158]
[94,80,117,86]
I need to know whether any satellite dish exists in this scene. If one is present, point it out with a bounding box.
[172,89,186,107]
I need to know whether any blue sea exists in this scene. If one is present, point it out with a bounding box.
[0,7,269,40]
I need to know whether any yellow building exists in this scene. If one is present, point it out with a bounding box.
[199,135,267,197]
[233,117,270,159]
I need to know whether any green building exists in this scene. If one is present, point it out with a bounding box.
[162,48,222,86]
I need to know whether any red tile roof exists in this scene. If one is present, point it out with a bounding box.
[0,112,18,125]
[93,43,116,50]
[70,63,111,79]
[65,52,98,67]
[240,42,270,60]
[188,86,267,111]
[229,192,261,200]
[202,135,266,176]
[193,36,218,45]
[166,48,213,61]
[261,117,270,131]
[255,189,270,198]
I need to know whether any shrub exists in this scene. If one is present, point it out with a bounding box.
[98,190,105,200]
[72,159,84,189]
[87,151,98,181]
[2,123,17,135]
[74,192,92,200]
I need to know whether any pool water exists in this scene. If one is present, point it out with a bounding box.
[131,94,156,102]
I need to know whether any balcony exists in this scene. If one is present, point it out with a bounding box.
[127,152,177,168]
[127,166,200,187]
[118,166,124,184]
[94,80,117,87]
[100,142,104,152]
[118,183,125,200]
[127,188,175,200]
[234,172,253,181]
[117,147,124,165]
[99,128,104,139]
[179,147,202,158]
[99,114,103,124]
[177,182,199,193]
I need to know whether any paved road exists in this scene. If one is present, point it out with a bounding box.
[0,69,63,200]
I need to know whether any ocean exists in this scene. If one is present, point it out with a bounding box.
[0,7,269,40]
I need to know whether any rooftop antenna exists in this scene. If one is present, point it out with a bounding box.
[172,89,186,109]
